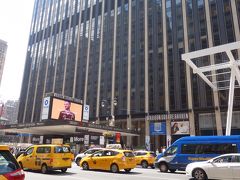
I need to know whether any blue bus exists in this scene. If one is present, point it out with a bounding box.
[155,135,240,172]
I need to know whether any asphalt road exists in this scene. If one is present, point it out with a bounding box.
[24,163,189,180]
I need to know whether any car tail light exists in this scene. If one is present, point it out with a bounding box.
[121,156,126,162]
[10,169,25,177]
[4,169,25,180]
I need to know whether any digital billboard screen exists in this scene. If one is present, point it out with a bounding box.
[50,98,82,121]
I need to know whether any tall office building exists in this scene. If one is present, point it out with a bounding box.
[18,0,240,148]
[0,39,8,87]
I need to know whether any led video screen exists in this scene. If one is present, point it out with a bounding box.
[51,98,82,121]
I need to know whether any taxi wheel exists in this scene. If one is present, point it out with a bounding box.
[124,169,131,173]
[82,162,89,170]
[159,163,168,172]
[41,164,48,174]
[141,160,148,168]
[192,168,208,180]
[61,168,67,173]
[110,164,119,173]
[151,165,155,169]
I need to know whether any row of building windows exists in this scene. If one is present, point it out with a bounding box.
[18,0,239,123]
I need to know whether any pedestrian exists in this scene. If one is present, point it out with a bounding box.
[162,146,166,153]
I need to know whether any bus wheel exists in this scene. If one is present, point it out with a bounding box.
[159,163,168,172]
[192,168,208,180]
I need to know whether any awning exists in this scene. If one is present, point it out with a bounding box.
[0,120,139,137]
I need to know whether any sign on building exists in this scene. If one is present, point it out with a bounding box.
[83,105,90,122]
[41,97,50,120]
[171,121,190,135]
[84,135,89,145]
[150,122,166,135]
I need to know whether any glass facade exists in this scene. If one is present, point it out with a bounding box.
[18,0,240,141]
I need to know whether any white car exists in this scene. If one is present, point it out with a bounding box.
[186,153,240,180]
[75,148,104,166]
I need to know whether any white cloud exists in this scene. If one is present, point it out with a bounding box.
[0,0,34,102]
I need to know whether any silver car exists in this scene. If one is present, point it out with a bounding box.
[75,148,104,166]
[186,153,240,180]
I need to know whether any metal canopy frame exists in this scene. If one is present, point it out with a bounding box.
[182,41,240,135]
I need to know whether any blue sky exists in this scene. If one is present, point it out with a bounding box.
[0,0,34,102]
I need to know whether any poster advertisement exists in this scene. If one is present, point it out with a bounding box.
[150,122,166,135]
[145,136,150,151]
[115,132,121,143]
[51,98,82,121]
[171,121,189,135]
[84,135,89,145]
[99,136,105,145]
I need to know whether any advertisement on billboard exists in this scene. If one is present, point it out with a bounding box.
[51,98,82,121]
[150,122,166,135]
[171,121,189,135]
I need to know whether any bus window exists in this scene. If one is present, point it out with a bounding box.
[164,146,178,156]
[181,144,238,154]
[182,144,197,154]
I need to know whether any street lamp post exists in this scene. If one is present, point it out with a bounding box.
[101,97,117,127]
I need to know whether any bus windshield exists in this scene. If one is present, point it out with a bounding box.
[164,146,178,156]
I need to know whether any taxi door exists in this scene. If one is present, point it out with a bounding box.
[21,147,36,169]
[35,146,52,170]
[89,151,104,169]
[53,146,72,168]
[99,150,115,170]
[134,152,142,165]
[124,151,136,167]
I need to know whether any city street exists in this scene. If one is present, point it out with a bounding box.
[24,163,189,180]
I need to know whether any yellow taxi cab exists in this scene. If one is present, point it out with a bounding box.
[0,145,25,180]
[134,150,156,168]
[80,149,136,173]
[17,144,73,174]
